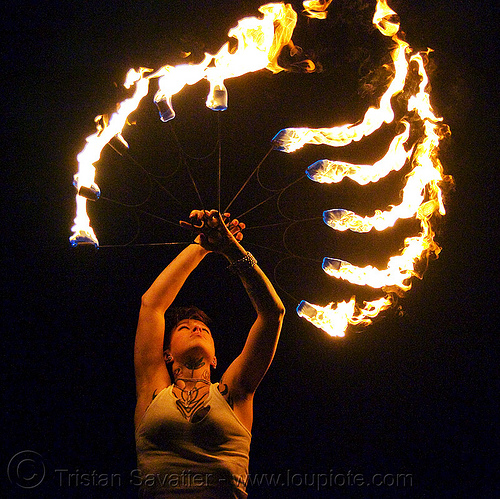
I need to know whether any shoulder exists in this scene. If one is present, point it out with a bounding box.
[216,379,254,432]
[217,380,236,409]
[135,381,171,428]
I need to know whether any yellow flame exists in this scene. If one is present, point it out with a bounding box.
[151,3,296,115]
[70,68,152,246]
[298,295,395,337]
[373,0,400,37]
[71,4,297,247]
[153,55,212,111]
[302,0,333,19]
[71,1,451,339]
[307,121,413,187]
[273,37,409,152]
[322,150,443,233]
[291,0,451,336]
[297,298,355,337]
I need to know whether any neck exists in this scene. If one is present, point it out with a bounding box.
[172,355,211,383]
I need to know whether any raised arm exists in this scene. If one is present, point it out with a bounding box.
[188,210,285,398]
[222,241,285,394]
[134,242,209,425]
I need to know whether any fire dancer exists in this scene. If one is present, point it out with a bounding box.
[134,209,285,498]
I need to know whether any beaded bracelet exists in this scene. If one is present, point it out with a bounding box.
[227,252,257,274]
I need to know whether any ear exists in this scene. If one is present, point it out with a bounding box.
[211,356,217,369]
[164,350,173,364]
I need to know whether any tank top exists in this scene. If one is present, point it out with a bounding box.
[135,383,251,498]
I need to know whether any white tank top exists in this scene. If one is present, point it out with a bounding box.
[135,383,251,498]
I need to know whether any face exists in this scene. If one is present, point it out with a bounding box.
[167,319,215,361]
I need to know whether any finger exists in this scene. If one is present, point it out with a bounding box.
[229,219,245,229]
[191,219,205,229]
[229,221,245,235]
[189,210,203,220]
[180,220,203,231]
[188,210,205,229]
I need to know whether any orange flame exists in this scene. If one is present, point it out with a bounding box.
[70,67,152,246]
[302,0,334,19]
[70,1,451,340]
[71,3,297,246]
[282,0,451,336]
[272,38,409,152]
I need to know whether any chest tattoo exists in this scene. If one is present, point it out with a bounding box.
[172,380,211,423]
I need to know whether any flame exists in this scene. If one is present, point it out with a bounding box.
[151,2,297,119]
[70,67,152,246]
[71,3,297,247]
[70,1,451,340]
[297,295,394,337]
[306,121,413,187]
[302,0,334,19]
[285,0,451,336]
[272,6,407,152]
[272,39,409,152]
[373,0,400,37]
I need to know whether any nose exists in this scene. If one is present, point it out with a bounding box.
[192,324,203,333]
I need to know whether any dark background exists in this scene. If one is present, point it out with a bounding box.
[3,1,498,497]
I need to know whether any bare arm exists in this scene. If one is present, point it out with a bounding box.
[134,243,209,425]
[222,241,285,394]
[134,210,284,428]
[187,210,285,397]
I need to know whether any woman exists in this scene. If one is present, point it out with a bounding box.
[134,210,285,498]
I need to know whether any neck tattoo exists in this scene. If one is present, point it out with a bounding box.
[173,357,210,382]
[171,357,212,422]
[184,357,205,372]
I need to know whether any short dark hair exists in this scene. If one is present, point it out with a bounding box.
[163,306,211,350]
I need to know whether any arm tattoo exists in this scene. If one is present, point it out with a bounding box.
[219,382,234,409]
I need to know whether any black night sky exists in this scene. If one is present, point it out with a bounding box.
[3,1,498,498]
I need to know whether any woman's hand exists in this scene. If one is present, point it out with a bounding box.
[180,210,245,253]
